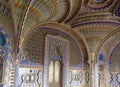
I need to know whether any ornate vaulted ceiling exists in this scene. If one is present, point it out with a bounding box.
[0,0,120,59]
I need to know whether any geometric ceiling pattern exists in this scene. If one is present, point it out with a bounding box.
[0,0,120,58]
[87,0,114,10]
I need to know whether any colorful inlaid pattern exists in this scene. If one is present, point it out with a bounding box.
[19,68,42,87]
[88,0,114,10]
[71,21,120,28]
[99,72,104,86]
[117,73,120,83]
[70,70,83,86]
[14,0,28,10]
[30,1,49,16]
[85,71,90,83]
[98,53,104,61]
[0,27,12,87]
[0,27,12,60]
[110,72,120,87]
[0,3,12,19]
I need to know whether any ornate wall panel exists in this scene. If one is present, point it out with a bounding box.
[108,42,120,87]
[109,72,120,87]
[44,35,69,87]
[85,71,90,86]
[69,69,90,87]
[95,64,105,87]
[21,23,88,87]
[19,68,42,87]
[0,27,13,87]
[96,30,120,87]
[22,27,82,68]
[69,70,83,87]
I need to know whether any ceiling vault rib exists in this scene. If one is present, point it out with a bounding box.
[9,0,17,34]
[8,0,18,62]
[17,0,33,53]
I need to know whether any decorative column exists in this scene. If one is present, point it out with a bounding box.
[14,59,20,87]
[90,53,95,87]
[105,62,109,87]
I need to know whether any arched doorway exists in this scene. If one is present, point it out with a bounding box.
[96,29,120,87]
[108,43,120,87]
[21,22,89,87]
[44,35,70,87]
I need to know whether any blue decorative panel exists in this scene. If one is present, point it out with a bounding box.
[0,32,5,46]
[98,53,104,61]
[0,27,12,60]
[111,81,119,87]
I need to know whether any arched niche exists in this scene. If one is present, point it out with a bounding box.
[96,28,120,87]
[20,22,89,67]
[20,22,89,87]
[108,43,120,87]
[109,43,120,71]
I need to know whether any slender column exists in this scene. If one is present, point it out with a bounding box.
[90,53,95,87]
[106,62,109,87]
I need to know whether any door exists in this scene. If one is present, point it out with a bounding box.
[49,60,62,87]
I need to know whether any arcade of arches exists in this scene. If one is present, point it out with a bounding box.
[0,0,120,87]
